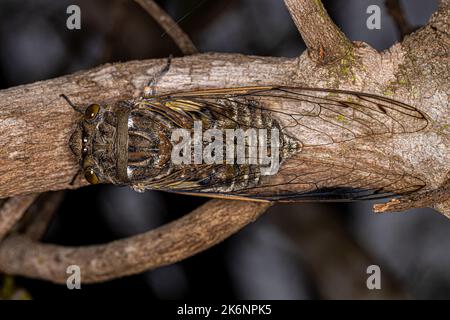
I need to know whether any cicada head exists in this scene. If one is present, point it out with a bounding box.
[69,102,119,185]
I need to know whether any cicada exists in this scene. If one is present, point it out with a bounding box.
[65,86,428,202]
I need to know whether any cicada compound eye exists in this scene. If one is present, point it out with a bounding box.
[84,104,100,120]
[84,167,99,184]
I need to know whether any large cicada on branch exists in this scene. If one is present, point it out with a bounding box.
[64,84,429,203]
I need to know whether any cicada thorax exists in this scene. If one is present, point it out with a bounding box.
[123,96,299,193]
[125,106,177,182]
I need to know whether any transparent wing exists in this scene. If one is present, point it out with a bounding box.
[138,86,428,201]
[161,86,428,142]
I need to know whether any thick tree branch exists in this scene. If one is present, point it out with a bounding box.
[0,1,445,207]
[134,0,198,55]
[284,0,353,63]
[0,44,448,207]
[0,199,271,283]
[370,3,450,214]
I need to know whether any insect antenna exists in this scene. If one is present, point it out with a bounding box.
[69,168,82,186]
[60,94,84,114]
[144,55,172,97]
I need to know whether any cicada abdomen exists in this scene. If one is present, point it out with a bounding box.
[124,93,299,195]
[68,86,428,202]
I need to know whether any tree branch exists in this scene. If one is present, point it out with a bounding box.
[0,48,448,208]
[134,0,198,55]
[23,191,65,240]
[0,199,271,283]
[0,194,38,241]
[284,0,353,63]
[385,0,413,38]
[0,1,446,207]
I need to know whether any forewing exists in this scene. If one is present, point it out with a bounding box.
[162,86,428,145]
[147,86,428,201]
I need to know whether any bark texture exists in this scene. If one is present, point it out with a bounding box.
[284,0,353,63]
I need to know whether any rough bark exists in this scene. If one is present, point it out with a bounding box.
[284,0,353,63]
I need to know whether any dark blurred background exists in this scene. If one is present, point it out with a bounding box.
[1,0,447,299]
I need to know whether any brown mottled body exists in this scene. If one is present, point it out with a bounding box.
[126,94,299,194]
[68,86,428,201]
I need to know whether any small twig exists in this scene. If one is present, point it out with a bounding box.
[0,194,38,241]
[284,0,353,63]
[385,0,413,38]
[134,0,199,55]
[23,191,65,241]
[0,199,271,283]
